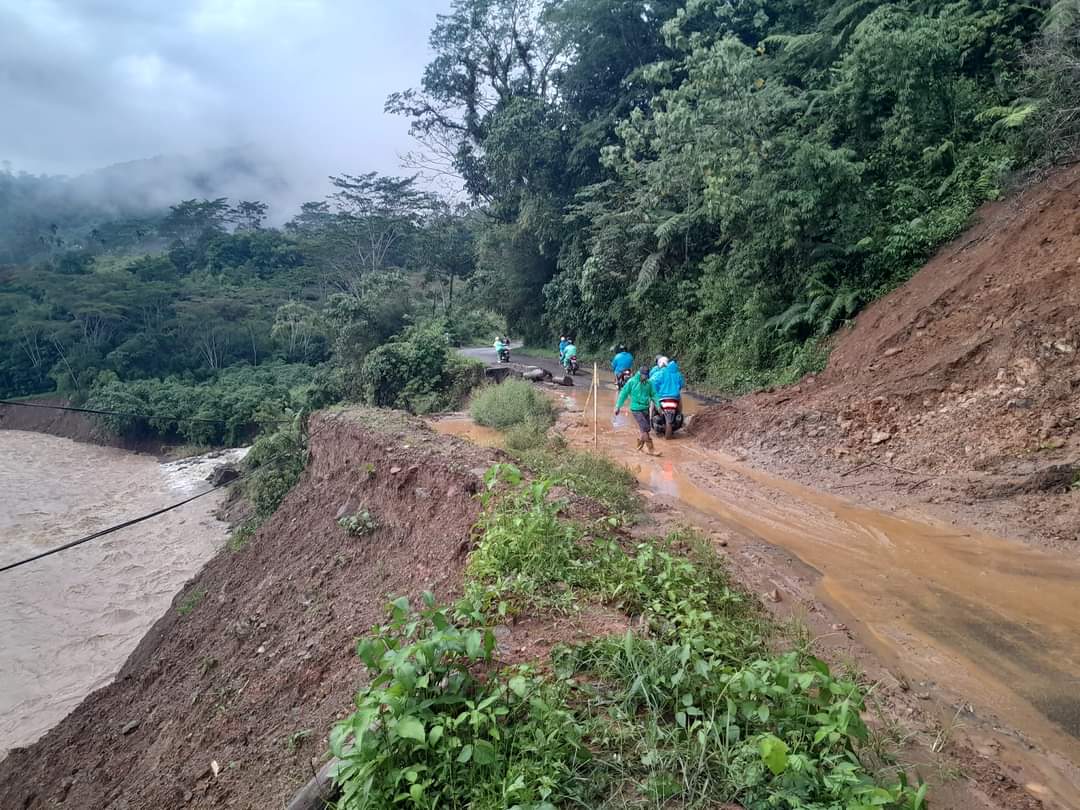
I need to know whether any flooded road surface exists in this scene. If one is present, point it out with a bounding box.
[0,431,241,755]
[440,355,1080,807]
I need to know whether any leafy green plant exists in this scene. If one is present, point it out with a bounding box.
[330,594,589,809]
[469,378,556,431]
[338,508,379,537]
[242,414,308,519]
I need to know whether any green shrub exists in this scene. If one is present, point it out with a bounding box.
[330,595,588,809]
[338,509,378,537]
[242,415,308,519]
[360,323,482,414]
[331,467,925,809]
[469,379,555,431]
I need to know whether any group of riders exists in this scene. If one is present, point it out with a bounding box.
[493,334,686,454]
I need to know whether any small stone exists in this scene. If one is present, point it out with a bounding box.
[256,645,266,654]
[916,691,931,700]
[389,466,402,475]
[830,623,848,632]
[764,589,782,603]
[1044,436,1066,449]
[870,430,892,445]
[121,719,140,735]
[883,347,903,357]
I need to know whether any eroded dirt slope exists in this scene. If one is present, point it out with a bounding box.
[0,409,497,809]
[695,166,1080,551]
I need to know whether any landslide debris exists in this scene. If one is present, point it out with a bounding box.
[694,166,1080,551]
[0,409,498,809]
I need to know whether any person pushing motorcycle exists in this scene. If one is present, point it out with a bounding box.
[614,366,663,455]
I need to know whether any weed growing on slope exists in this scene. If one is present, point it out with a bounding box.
[338,508,379,537]
[329,466,927,809]
[514,445,640,516]
[177,587,206,617]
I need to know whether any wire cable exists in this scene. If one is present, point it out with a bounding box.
[0,410,337,574]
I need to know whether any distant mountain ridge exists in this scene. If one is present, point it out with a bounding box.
[0,146,304,263]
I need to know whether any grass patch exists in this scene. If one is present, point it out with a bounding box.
[177,587,207,616]
[469,378,556,431]
[516,443,639,516]
[328,464,927,810]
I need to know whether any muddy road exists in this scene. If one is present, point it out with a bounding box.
[448,347,1080,808]
[0,431,241,756]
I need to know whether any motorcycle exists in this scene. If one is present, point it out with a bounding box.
[565,354,579,375]
[615,369,633,390]
[651,397,684,438]
[497,347,511,363]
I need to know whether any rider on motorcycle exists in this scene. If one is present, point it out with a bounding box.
[560,339,578,370]
[558,335,569,357]
[654,358,685,438]
[611,344,634,387]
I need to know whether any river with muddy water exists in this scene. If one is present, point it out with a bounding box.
[0,431,241,757]
[444,350,1080,809]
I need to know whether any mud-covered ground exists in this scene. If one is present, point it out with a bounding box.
[692,166,1080,557]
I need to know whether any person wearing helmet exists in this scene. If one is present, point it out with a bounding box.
[558,335,569,357]
[611,344,634,387]
[653,357,685,438]
[614,366,663,455]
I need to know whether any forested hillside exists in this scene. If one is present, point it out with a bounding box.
[3,0,1078,427]
[0,173,497,442]
[395,0,1080,390]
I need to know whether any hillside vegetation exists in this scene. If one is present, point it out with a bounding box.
[394,0,1080,391]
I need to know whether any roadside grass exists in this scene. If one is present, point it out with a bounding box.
[327,463,928,809]
[469,378,556,430]
[514,442,640,516]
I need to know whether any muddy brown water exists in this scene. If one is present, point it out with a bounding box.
[0,431,240,756]
[439,361,1080,808]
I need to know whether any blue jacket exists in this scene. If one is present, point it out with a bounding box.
[611,351,633,374]
[561,344,577,363]
[655,361,685,399]
[649,365,665,386]
[559,339,569,354]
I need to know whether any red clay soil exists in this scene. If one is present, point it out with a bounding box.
[0,399,164,454]
[0,409,500,809]
[693,165,1080,552]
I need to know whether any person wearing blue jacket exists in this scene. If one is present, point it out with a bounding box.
[558,335,569,357]
[653,358,685,438]
[611,344,634,385]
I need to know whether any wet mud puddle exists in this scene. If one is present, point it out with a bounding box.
[437,380,1080,808]
[0,431,242,755]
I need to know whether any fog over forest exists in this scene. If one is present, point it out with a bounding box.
[0,0,451,213]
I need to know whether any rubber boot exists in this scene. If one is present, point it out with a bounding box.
[636,437,645,452]
[644,435,658,456]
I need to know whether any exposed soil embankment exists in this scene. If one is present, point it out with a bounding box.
[0,409,498,809]
[0,399,160,454]
[694,165,1080,552]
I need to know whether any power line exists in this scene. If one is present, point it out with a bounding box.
[0,487,223,574]
[0,411,332,575]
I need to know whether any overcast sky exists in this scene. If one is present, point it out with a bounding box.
[0,0,450,197]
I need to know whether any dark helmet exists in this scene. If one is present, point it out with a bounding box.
[639,366,650,378]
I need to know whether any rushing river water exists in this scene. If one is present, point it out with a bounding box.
[0,431,241,756]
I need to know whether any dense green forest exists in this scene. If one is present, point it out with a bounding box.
[394,0,1080,390]
[0,172,498,437]
[2,0,1078,427]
